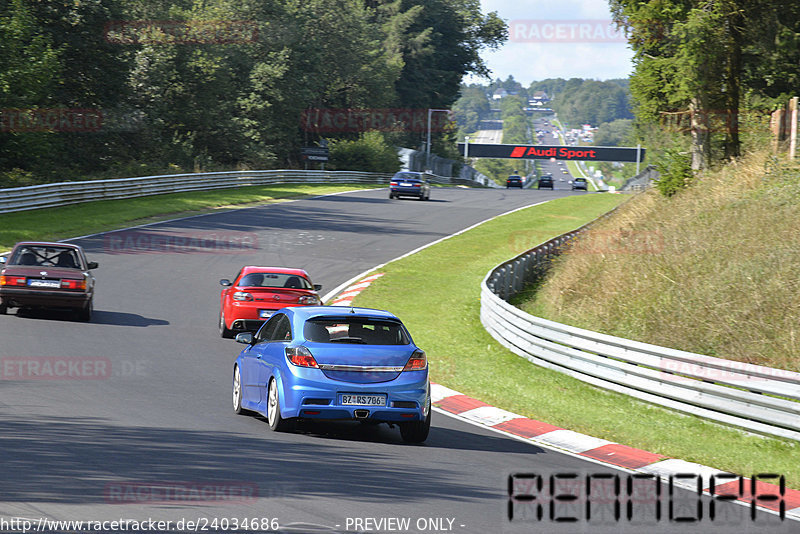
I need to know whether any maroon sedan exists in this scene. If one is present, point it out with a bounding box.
[0,242,98,321]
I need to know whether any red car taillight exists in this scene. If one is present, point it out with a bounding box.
[232,291,253,301]
[298,295,319,305]
[403,350,427,371]
[286,346,319,368]
[61,279,86,290]
[0,275,26,286]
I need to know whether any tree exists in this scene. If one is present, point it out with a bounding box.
[611,0,800,170]
[593,119,633,147]
[328,131,401,172]
[452,84,490,133]
[0,0,61,180]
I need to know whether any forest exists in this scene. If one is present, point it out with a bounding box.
[0,0,506,186]
[610,0,800,177]
[455,77,632,132]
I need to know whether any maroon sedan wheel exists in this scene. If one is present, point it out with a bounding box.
[77,299,92,322]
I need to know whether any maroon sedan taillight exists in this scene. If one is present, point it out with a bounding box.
[0,275,26,286]
[61,279,86,290]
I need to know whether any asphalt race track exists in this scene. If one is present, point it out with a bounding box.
[0,187,793,534]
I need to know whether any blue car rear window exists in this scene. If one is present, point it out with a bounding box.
[304,318,409,345]
[393,172,422,180]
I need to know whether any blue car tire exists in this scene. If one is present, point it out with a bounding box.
[267,378,292,432]
[233,365,246,415]
[399,398,431,443]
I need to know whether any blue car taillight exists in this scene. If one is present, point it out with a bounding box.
[403,350,427,371]
[286,346,319,368]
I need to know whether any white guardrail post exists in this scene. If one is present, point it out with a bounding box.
[0,169,491,214]
[480,217,800,442]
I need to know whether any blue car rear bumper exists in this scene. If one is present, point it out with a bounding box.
[279,366,429,422]
[391,186,424,197]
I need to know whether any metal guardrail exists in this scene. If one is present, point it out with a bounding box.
[481,218,800,442]
[0,169,489,214]
[622,164,659,191]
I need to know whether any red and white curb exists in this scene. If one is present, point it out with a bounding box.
[327,273,384,306]
[431,383,800,521]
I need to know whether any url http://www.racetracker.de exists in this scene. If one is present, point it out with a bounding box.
[1,516,280,533]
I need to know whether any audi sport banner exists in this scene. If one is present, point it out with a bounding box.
[458,143,645,162]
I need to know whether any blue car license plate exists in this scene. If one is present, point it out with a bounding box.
[340,394,386,406]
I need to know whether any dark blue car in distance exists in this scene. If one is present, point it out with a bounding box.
[389,171,431,201]
[232,306,431,442]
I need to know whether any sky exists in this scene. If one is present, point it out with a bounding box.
[468,0,635,86]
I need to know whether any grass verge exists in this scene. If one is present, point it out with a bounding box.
[0,183,379,250]
[350,192,799,489]
[521,150,800,372]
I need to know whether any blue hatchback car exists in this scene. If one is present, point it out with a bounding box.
[232,306,431,442]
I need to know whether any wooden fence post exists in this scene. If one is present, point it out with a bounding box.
[790,97,798,160]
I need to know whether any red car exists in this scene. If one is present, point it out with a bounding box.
[0,241,98,321]
[219,266,322,338]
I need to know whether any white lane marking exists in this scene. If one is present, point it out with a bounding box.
[639,459,731,488]
[321,200,552,303]
[430,384,462,402]
[535,429,614,454]
[458,405,520,426]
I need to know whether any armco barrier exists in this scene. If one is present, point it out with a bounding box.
[0,169,490,214]
[481,219,800,442]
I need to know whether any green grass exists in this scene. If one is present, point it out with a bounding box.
[350,192,800,489]
[0,183,379,250]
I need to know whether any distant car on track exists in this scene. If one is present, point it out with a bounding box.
[389,171,431,200]
[506,175,523,188]
[0,242,98,321]
[219,267,321,338]
[232,306,431,442]
[572,178,588,191]
[537,174,554,190]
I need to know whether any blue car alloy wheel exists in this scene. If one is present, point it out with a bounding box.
[232,306,431,443]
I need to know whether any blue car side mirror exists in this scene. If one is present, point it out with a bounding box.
[235,332,254,345]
